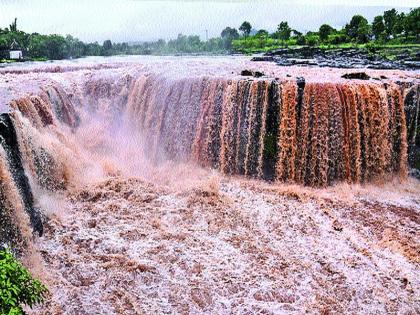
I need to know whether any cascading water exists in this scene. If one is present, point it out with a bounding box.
[120,73,412,185]
[0,57,419,314]
[0,57,418,250]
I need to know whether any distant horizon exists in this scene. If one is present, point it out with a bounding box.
[0,1,417,43]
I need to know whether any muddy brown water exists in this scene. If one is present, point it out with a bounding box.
[0,56,418,314]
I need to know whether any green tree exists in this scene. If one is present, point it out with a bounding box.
[291,29,302,37]
[393,12,405,37]
[186,35,201,52]
[296,35,306,45]
[27,34,47,58]
[221,27,239,39]
[372,15,385,40]
[256,29,269,48]
[404,7,420,40]
[85,42,102,56]
[206,37,224,52]
[0,37,8,50]
[0,248,48,314]
[305,33,319,46]
[319,24,335,42]
[45,35,68,59]
[277,21,292,43]
[102,39,113,55]
[66,35,86,58]
[9,18,17,32]
[383,8,398,38]
[328,32,348,45]
[239,21,252,38]
[345,15,370,43]
[221,27,239,49]
[256,29,269,37]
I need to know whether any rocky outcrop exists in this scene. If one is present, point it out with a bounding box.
[0,113,43,248]
[404,84,420,174]
[0,114,43,234]
[261,47,419,70]
[240,70,265,78]
[342,72,371,80]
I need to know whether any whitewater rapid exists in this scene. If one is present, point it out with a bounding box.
[0,56,419,314]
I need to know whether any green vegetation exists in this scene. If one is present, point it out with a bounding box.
[0,248,48,314]
[0,19,229,61]
[232,7,419,53]
[239,21,252,38]
[0,7,418,61]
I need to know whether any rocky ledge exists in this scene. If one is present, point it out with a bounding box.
[252,47,420,70]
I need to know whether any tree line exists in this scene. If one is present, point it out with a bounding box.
[0,7,418,61]
[0,19,229,60]
[232,7,419,52]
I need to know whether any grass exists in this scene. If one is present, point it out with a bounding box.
[0,57,48,64]
[232,35,420,55]
[0,59,18,64]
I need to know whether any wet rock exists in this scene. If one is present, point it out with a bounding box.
[404,61,420,68]
[251,56,274,62]
[404,85,420,169]
[0,114,43,237]
[257,46,418,70]
[296,76,305,88]
[341,72,371,80]
[241,69,253,76]
[240,69,265,78]
[332,219,343,231]
[409,168,420,180]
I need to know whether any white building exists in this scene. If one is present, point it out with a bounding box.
[9,40,22,60]
[9,50,22,59]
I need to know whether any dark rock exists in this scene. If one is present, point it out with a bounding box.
[296,77,305,88]
[404,85,420,169]
[240,70,265,78]
[241,70,253,76]
[409,168,420,180]
[403,61,420,69]
[260,46,418,70]
[341,72,371,80]
[0,114,43,237]
[251,56,274,62]
[332,219,343,232]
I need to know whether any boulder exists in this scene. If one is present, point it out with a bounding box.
[341,72,371,80]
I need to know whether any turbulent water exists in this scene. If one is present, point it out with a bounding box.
[0,56,419,314]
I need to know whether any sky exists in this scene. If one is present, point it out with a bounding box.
[0,0,418,43]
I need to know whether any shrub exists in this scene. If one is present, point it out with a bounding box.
[306,35,319,47]
[0,248,48,314]
[328,33,349,45]
[296,35,306,45]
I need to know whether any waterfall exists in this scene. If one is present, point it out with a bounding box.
[0,61,418,248]
[124,76,411,186]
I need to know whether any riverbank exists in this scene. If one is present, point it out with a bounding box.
[251,45,420,70]
[2,45,419,71]
[0,57,48,65]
